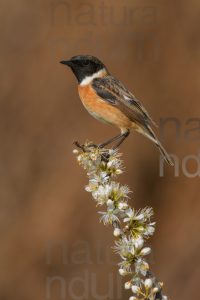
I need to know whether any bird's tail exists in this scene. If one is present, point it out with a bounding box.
[135,124,174,166]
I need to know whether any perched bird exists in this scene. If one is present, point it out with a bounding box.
[60,55,173,165]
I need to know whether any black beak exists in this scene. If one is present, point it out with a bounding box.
[60,60,73,67]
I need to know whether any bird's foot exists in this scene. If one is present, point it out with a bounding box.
[73,141,99,152]
[98,143,106,149]
[87,143,98,148]
[73,141,110,162]
[73,141,87,152]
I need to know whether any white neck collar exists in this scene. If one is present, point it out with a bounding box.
[80,68,106,86]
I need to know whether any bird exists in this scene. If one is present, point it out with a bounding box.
[60,55,173,165]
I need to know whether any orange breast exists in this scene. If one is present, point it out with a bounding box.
[78,84,132,131]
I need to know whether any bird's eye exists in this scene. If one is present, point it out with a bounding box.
[82,60,90,66]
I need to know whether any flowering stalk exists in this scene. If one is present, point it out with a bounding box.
[73,142,168,300]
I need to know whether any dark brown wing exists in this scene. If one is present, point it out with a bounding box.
[92,76,156,127]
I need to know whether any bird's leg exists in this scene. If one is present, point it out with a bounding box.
[99,130,130,149]
[74,129,130,152]
[85,143,97,148]
[113,130,130,149]
[98,132,125,148]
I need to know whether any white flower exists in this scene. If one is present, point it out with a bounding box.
[114,236,136,258]
[92,184,112,203]
[118,185,131,198]
[135,258,149,276]
[140,247,151,256]
[131,285,140,294]
[92,182,130,204]
[74,143,168,300]
[124,208,146,223]
[144,278,153,289]
[99,171,110,182]
[119,260,132,273]
[99,210,120,225]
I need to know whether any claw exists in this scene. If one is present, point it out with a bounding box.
[73,141,86,152]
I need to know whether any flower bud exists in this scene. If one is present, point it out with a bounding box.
[124,281,132,289]
[107,161,113,168]
[130,247,135,256]
[144,278,153,289]
[85,186,92,192]
[113,228,121,237]
[129,297,137,300]
[73,149,79,154]
[131,285,140,294]
[107,199,114,208]
[116,169,123,175]
[119,268,127,276]
[153,287,159,293]
[140,247,151,256]
[147,225,155,235]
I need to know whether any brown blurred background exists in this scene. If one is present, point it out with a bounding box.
[0,0,200,299]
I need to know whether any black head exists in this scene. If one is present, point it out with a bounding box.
[60,55,107,83]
